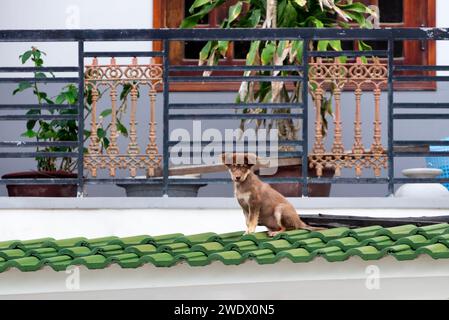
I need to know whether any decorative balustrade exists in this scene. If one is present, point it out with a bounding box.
[1,28,444,196]
[83,57,163,178]
[308,57,388,177]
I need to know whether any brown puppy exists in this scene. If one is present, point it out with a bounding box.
[222,153,322,237]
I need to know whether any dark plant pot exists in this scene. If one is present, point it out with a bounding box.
[117,176,206,197]
[261,165,334,197]
[2,171,78,197]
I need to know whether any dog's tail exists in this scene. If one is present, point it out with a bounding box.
[297,220,327,231]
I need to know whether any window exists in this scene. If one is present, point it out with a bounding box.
[153,0,436,91]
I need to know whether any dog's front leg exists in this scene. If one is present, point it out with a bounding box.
[245,207,260,234]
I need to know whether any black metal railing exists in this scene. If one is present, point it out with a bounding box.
[0,28,449,197]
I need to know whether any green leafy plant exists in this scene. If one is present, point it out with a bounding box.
[182,0,378,143]
[13,47,132,173]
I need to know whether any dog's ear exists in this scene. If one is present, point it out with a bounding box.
[244,153,258,168]
[220,153,232,168]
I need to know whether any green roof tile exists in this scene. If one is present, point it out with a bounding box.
[125,244,158,256]
[224,240,258,253]
[0,223,448,272]
[176,252,209,266]
[191,242,225,254]
[416,243,449,259]
[215,231,245,244]
[42,237,87,250]
[140,252,176,267]
[327,237,361,250]
[42,255,73,271]
[395,235,431,249]
[59,246,92,258]
[294,237,326,251]
[312,246,348,262]
[416,223,449,238]
[7,256,42,271]
[344,225,384,240]
[360,236,395,249]
[277,248,313,263]
[309,227,350,241]
[383,244,417,261]
[71,254,109,269]
[260,239,293,253]
[0,240,20,250]
[346,246,384,260]
[374,224,418,240]
[108,235,153,247]
[174,233,218,246]
[241,231,271,242]
[107,253,141,268]
[28,247,59,259]
[209,251,244,265]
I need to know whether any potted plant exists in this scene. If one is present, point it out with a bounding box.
[2,47,80,197]
[182,0,377,196]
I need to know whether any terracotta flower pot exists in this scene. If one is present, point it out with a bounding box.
[2,171,78,197]
[260,165,334,197]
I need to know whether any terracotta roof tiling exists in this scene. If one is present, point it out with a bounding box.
[1,223,449,272]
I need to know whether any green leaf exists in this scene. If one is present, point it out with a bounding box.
[243,9,261,27]
[188,0,211,13]
[282,2,298,27]
[317,40,329,51]
[20,50,33,64]
[100,109,112,118]
[261,42,276,65]
[181,0,225,28]
[293,0,307,7]
[291,40,304,62]
[217,40,229,57]
[84,130,91,138]
[246,41,260,65]
[199,41,213,61]
[102,137,110,149]
[21,129,37,138]
[329,40,342,51]
[12,81,32,95]
[227,1,242,24]
[97,128,106,139]
[55,94,66,104]
[117,120,128,137]
[27,119,37,130]
[35,72,47,79]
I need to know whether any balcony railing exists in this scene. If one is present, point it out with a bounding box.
[1,28,449,197]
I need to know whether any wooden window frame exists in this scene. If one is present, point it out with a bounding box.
[153,0,436,92]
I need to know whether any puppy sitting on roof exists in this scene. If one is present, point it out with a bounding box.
[221,153,322,237]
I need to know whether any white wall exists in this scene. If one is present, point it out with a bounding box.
[436,0,449,73]
[0,0,154,68]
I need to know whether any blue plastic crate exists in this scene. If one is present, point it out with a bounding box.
[426,137,449,189]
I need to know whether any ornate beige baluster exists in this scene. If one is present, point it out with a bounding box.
[371,87,383,154]
[352,86,364,176]
[106,58,120,177]
[331,86,344,176]
[87,58,101,177]
[145,88,159,176]
[313,87,326,154]
[331,87,344,154]
[312,86,326,177]
[127,85,141,178]
[352,87,364,154]
[124,58,141,177]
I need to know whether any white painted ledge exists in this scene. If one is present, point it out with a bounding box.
[1,256,449,299]
[2,196,449,209]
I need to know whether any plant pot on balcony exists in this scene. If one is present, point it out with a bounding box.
[2,171,78,197]
[117,174,206,197]
[260,164,335,197]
